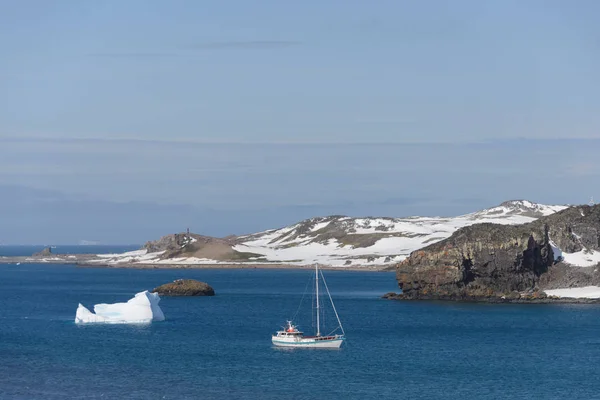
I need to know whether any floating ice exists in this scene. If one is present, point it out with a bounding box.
[75,290,165,324]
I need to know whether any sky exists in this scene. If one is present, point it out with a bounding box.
[1,0,599,244]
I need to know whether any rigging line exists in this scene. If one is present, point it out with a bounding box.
[291,270,313,322]
[311,273,316,329]
[320,270,345,336]
[326,326,341,336]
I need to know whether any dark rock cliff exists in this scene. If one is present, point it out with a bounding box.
[395,205,600,300]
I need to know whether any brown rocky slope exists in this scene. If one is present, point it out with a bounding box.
[143,233,263,262]
[393,204,600,301]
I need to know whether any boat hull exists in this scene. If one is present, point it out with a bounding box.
[272,336,344,349]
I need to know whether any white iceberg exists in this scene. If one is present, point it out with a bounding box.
[75,290,165,324]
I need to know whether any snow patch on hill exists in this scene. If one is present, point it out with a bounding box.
[548,232,600,268]
[564,250,600,267]
[544,286,600,299]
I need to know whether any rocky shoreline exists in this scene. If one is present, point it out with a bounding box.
[382,292,600,304]
[391,204,600,303]
[0,255,392,272]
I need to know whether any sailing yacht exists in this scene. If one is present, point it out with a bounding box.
[272,264,346,348]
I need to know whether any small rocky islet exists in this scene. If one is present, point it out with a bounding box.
[152,279,215,296]
[32,247,53,257]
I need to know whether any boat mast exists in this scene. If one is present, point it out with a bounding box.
[315,263,320,337]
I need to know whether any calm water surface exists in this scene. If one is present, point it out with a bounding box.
[0,245,141,257]
[2,249,600,399]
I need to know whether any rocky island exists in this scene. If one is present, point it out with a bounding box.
[387,204,600,303]
[153,279,215,296]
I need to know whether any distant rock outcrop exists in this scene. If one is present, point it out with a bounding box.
[143,233,198,253]
[143,232,262,262]
[394,204,600,301]
[152,279,215,296]
[33,247,53,257]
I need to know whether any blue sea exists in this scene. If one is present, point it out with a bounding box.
[0,245,141,257]
[2,246,600,399]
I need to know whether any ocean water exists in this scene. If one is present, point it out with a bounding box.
[0,245,141,257]
[2,257,600,398]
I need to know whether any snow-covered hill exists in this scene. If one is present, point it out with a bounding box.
[94,200,568,268]
[231,200,568,266]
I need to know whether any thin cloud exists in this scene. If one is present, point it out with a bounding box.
[85,40,300,58]
[0,135,450,146]
[190,40,301,50]
[87,52,179,58]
